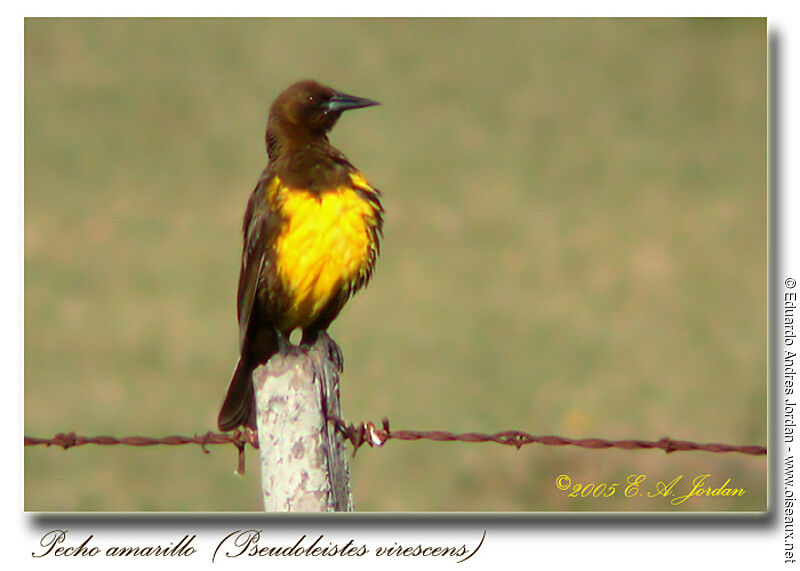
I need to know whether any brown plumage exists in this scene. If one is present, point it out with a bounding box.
[217,80,383,431]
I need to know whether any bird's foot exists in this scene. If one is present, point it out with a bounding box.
[319,331,344,373]
[301,330,344,372]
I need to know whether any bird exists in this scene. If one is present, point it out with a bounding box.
[217,80,383,432]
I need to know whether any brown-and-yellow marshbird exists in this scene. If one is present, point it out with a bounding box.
[217,80,383,431]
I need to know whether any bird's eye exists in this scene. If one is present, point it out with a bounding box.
[306,95,315,104]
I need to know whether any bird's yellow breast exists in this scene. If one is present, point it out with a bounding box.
[272,174,379,331]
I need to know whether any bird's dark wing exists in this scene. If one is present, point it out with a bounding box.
[236,170,282,349]
[218,170,283,432]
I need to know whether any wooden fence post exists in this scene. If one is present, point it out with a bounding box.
[252,337,352,512]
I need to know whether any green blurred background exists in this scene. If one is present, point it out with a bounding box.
[24,18,766,511]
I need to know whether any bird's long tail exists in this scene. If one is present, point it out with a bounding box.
[218,327,280,431]
[217,357,257,431]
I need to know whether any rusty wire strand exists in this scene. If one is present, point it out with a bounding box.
[325,416,767,456]
[24,430,257,475]
[24,417,767,465]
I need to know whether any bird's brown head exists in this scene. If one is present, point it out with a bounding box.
[268,80,379,141]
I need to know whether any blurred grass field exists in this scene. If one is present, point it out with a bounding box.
[24,18,766,512]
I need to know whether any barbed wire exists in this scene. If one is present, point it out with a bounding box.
[326,417,768,455]
[24,417,767,474]
[24,431,254,475]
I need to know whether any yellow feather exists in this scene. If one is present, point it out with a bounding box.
[273,176,378,330]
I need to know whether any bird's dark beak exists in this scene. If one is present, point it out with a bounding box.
[325,90,380,114]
